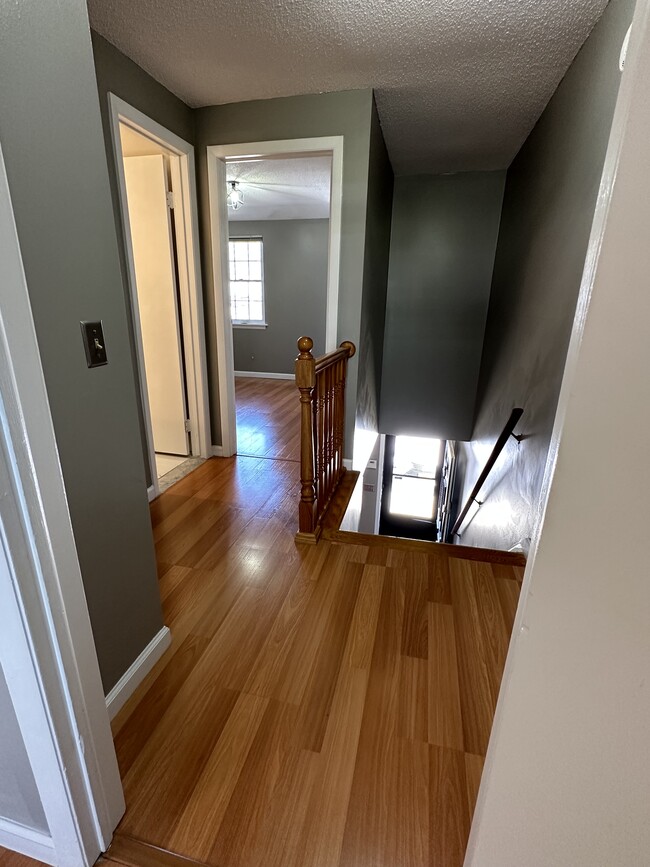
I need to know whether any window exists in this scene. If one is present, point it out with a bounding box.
[229,237,265,326]
[388,435,442,519]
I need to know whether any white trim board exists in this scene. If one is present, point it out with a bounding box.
[211,445,225,457]
[108,94,211,498]
[207,136,344,458]
[105,626,171,720]
[234,370,294,380]
[0,819,56,866]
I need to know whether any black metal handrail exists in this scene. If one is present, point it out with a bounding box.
[451,408,524,536]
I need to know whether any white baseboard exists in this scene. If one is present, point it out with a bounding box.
[105,625,171,720]
[211,445,224,457]
[343,458,353,471]
[0,818,56,866]
[234,370,293,380]
[147,484,156,502]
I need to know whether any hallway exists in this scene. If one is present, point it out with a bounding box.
[107,456,522,867]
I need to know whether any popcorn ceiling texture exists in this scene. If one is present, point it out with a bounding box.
[88,0,610,173]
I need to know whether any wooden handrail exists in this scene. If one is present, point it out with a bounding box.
[295,336,356,542]
[451,407,524,537]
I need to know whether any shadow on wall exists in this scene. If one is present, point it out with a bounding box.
[456,0,636,552]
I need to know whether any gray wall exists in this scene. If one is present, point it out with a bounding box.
[0,666,48,833]
[356,100,394,454]
[231,220,328,374]
[195,90,374,457]
[457,0,636,551]
[0,0,163,692]
[91,31,197,485]
[380,172,505,440]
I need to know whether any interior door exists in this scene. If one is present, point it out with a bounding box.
[123,155,189,456]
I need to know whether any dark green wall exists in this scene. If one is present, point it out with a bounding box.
[0,0,163,693]
[194,90,374,457]
[356,100,394,462]
[91,31,196,485]
[457,0,636,551]
[380,171,505,440]
[231,219,329,374]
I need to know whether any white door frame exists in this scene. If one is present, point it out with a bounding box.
[109,95,211,497]
[207,137,344,457]
[0,143,124,866]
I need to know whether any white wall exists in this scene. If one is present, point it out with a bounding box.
[466,2,650,864]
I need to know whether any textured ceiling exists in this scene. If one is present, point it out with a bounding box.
[88,0,610,173]
[226,156,331,221]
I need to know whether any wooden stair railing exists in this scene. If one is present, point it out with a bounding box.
[295,336,356,543]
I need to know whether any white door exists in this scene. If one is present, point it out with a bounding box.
[123,155,189,456]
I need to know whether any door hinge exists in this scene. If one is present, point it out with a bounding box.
[184,419,192,432]
[166,190,175,209]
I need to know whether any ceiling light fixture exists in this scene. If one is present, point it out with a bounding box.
[227,181,244,211]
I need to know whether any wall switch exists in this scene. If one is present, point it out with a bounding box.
[80,320,108,368]
[367,459,378,470]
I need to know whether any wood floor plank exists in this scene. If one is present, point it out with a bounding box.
[471,562,510,705]
[167,692,269,859]
[106,835,213,867]
[429,746,471,867]
[337,567,404,865]
[344,564,384,670]
[298,559,364,752]
[449,559,495,756]
[429,553,452,604]
[114,632,210,777]
[0,850,48,867]
[464,752,486,821]
[495,573,521,636]
[207,700,310,867]
[119,686,239,845]
[299,667,370,867]
[400,552,429,658]
[398,654,428,742]
[428,602,464,750]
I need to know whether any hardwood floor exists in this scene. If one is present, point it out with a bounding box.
[0,851,47,867]
[235,377,299,461]
[107,455,522,867]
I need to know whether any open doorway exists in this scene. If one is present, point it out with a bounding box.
[225,155,332,460]
[109,96,210,498]
[207,137,344,457]
[379,434,446,541]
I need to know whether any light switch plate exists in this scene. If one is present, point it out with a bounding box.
[80,320,108,368]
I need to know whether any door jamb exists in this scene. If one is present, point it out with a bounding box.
[108,94,211,497]
[0,142,124,866]
[207,136,344,457]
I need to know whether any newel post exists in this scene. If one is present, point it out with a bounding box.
[295,336,317,535]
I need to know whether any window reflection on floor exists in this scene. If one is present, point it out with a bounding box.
[388,435,441,520]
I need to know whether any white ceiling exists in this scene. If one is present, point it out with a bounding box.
[88,0,609,174]
[226,156,332,222]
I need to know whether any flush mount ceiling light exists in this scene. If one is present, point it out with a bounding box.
[227,181,244,211]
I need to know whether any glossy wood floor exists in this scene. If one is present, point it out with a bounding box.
[108,455,522,867]
[235,377,299,461]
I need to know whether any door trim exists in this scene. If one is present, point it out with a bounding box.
[207,136,344,457]
[108,95,211,497]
